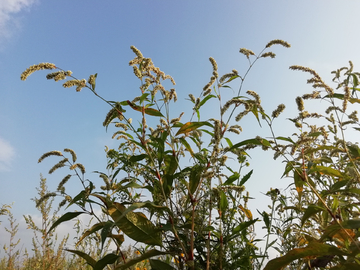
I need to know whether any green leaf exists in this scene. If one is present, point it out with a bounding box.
[301,204,325,227]
[149,259,177,270]
[228,219,258,241]
[164,154,178,175]
[129,154,148,162]
[94,253,119,270]
[198,94,216,108]
[239,170,253,186]
[350,73,359,87]
[66,190,86,209]
[224,137,233,147]
[189,164,204,194]
[262,211,270,233]
[324,93,360,104]
[275,136,295,144]
[179,137,195,157]
[144,107,164,117]
[48,212,86,233]
[100,221,113,251]
[218,189,228,217]
[263,241,348,270]
[347,143,360,159]
[227,138,269,152]
[330,180,349,193]
[223,75,240,84]
[293,169,304,198]
[175,121,213,136]
[115,249,169,270]
[223,172,240,185]
[65,249,96,268]
[126,100,164,117]
[76,221,107,247]
[309,165,344,178]
[140,92,150,104]
[251,103,261,126]
[93,195,162,246]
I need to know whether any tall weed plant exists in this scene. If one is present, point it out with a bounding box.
[18,39,360,269]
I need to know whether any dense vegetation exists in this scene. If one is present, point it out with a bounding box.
[2,39,360,269]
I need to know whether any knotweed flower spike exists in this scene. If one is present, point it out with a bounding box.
[246,90,261,104]
[38,150,63,163]
[239,48,255,59]
[219,71,239,84]
[36,192,57,208]
[289,65,320,78]
[46,71,72,81]
[265,39,291,48]
[57,174,72,192]
[130,45,143,59]
[69,163,86,174]
[49,158,68,174]
[272,104,286,118]
[64,148,77,162]
[261,52,276,58]
[295,96,304,111]
[343,86,350,112]
[21,63,56,81]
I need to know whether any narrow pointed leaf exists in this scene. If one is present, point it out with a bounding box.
[238,204,252,220]
[189,164,204,194]
[179,137,195,157]
[309,166,344,178]
[227,138,264,152]
[219,189,228,216]
[263,242,348,270]
[301,204,325,227]
[94,253,119,270]
[126,100,164,117]
[144,107,164,117]
[76,221,107,247]
[115,249,169,270]
[65,249,96,267]
[175,121,212,136]
[224,172,240,185]
[239,170,253,186]
[198,94,216,108]
[48,211,85,233]
[93,194,162,246]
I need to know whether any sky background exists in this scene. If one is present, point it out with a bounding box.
[1,0,360,257]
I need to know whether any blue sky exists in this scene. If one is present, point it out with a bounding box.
[1,0,360,254]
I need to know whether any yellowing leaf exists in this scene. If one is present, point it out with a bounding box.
[175,121,212,136]
[238,204,253,220]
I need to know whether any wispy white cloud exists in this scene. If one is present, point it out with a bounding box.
[0,0,38,46]
[0,137,15,171]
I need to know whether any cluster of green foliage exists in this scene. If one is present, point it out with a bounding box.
[15,39,360,269]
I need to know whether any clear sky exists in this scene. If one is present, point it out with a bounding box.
[1,0,360,255]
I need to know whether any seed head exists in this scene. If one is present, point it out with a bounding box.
[272,104,285,118]
[295,96,304,111]
[265,39,291,48]
[133,66,142,79]
[64,148,77,162]
[247,90,261,104]
[261,52,276,58]
[21,63,56,81]
[209,57,218,72]
[38,151,63,163]
[130,45,143,59]
[239,48,255,59]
